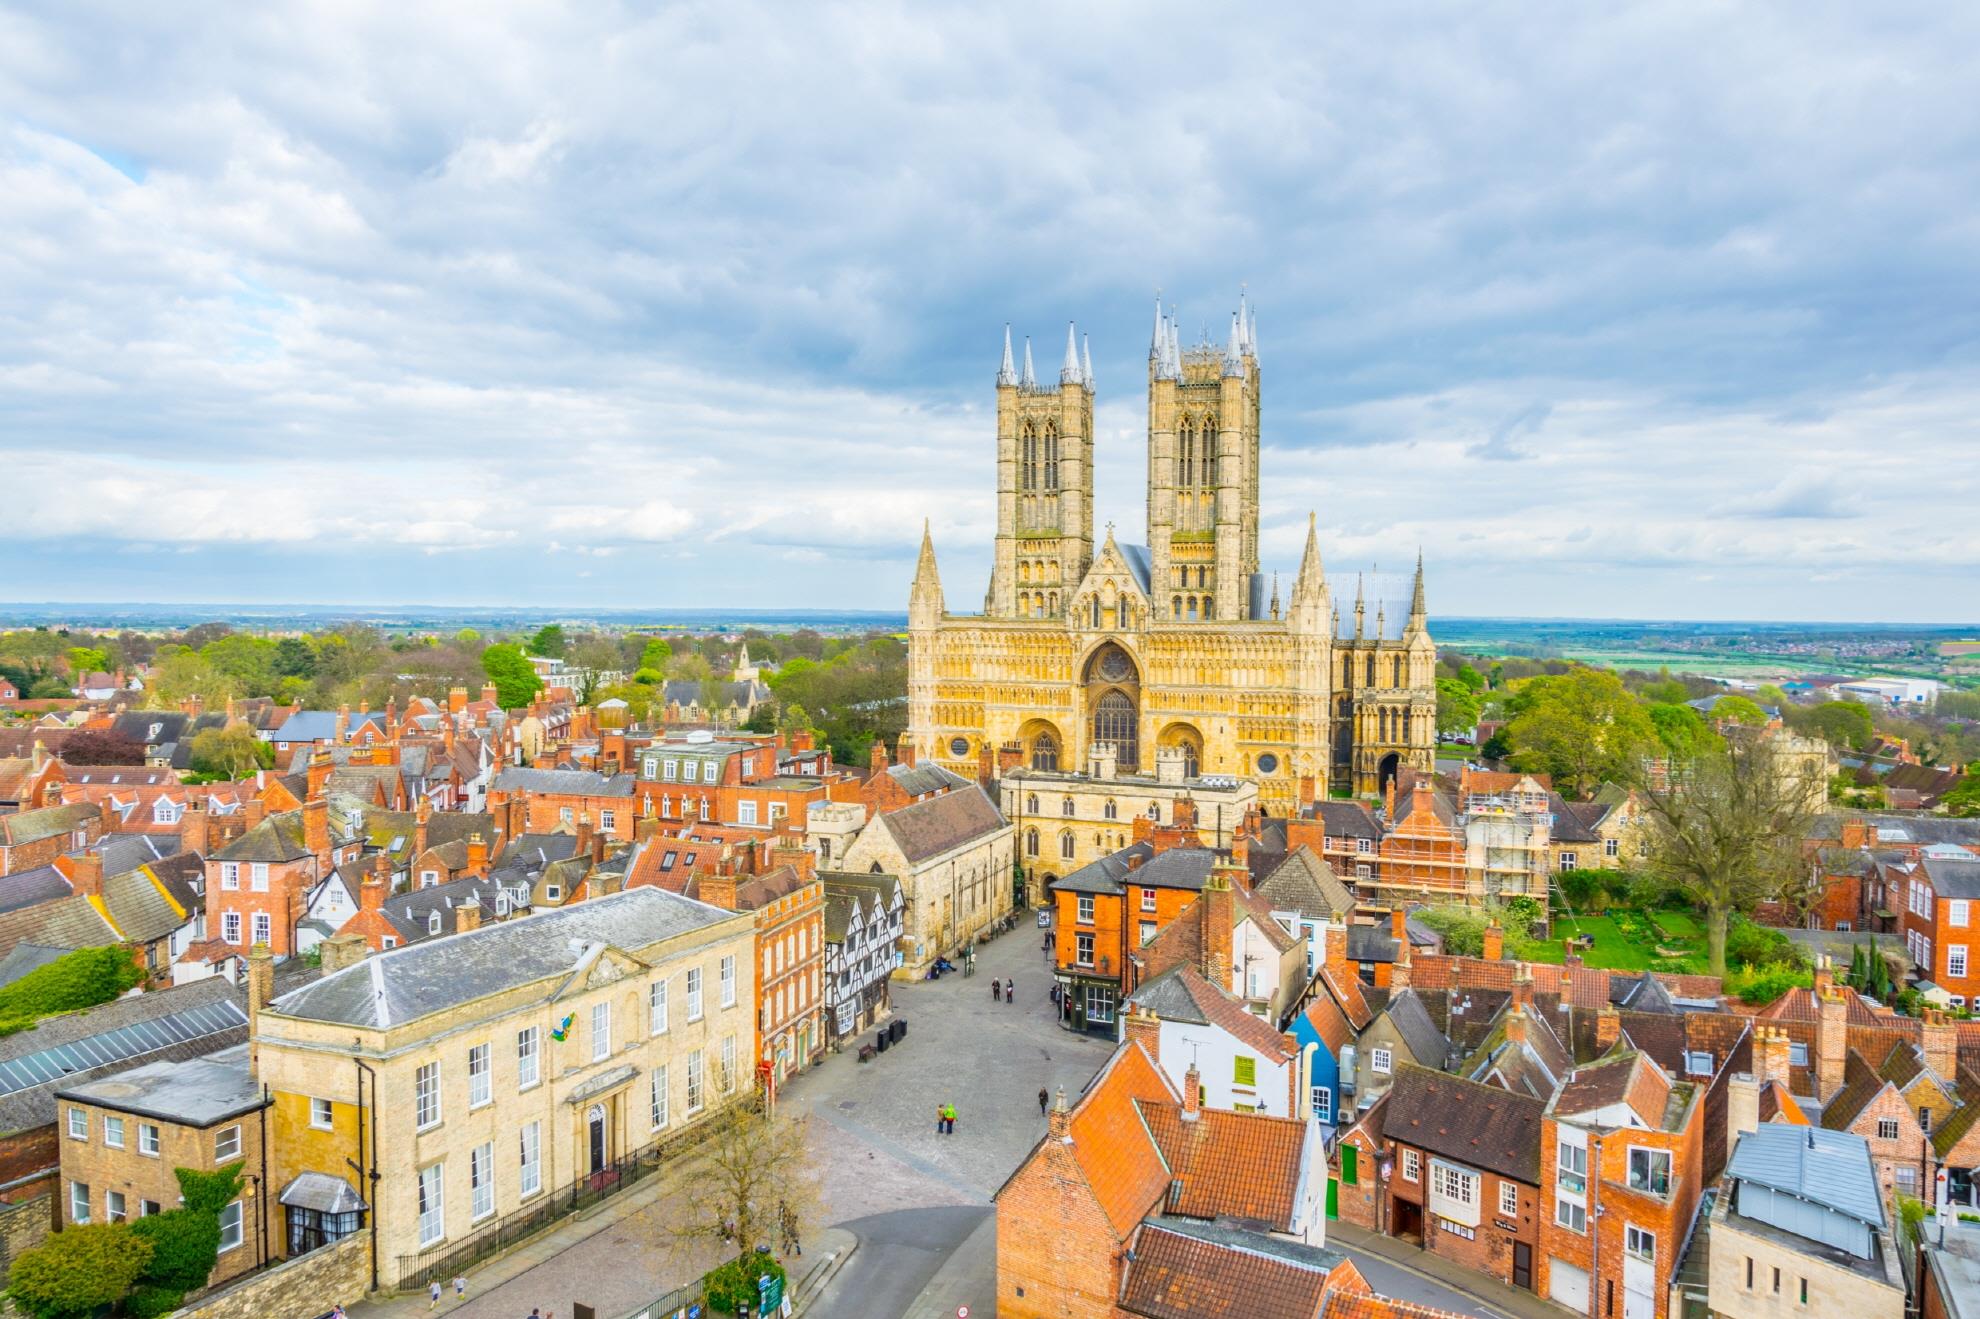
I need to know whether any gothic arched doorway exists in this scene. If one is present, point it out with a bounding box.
[1083,643,1140,771]
[1157,723,1204,780]
[1378,752,1401,800]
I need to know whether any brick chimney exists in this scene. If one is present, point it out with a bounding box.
[1122,1005,1160,1063]
[1726,1071,1760,1149]
[241,797,267,830]
[449,686,469,715]
[456,894,482,934]
[466,833,490,877]
[1595,1003,1621,1052]
[245,943,275,1049]
[1232,820,1250,871]
[303,797,329,863]
[1756,1026,1792,1088]
[575,813,595,861]
[977,743,995,789]
[771,840,816,884]
[791,729,814,754]
[178,800,207,855]
[414,797,431,858]
[1812,952,1834,999]
[1182,1064,1202,1120]
[1173,796,1198,832]
[997,742,1023,777]
[1923,1008,1957,1081]
[318,933,368,975]
[335,703,350,743]
[896,734,915,769]
[637,815,662,843]
[869,740,889,773]
[701,871,739,911]
[1200,868,1235,990]
[480,683,499,706]
[70,852,104,900]
[1323,922,1349,973]
[508,791,531,844]
[1299,774,1317,810]
[1483,919,1504,962]
[1048,1087,1071,1138]
[360,860,387,913]
[306,751,333,801]
[1816,990,1848,1099]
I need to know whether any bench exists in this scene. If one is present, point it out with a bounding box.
[858,1043,877,1063]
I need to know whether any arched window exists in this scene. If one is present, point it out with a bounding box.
[1048,592,1059,615]
[1187,597,1198,621]
[1026,793,1040,814]
[1181,424,1195,487]
[1202,594,1212,617]
[1103,799,1118,820]
[1172,596,1182,619]
[1394,656,1404,686]
[1025,828,1039,858]
[1094,690,1138,771]
[1031,734,1059,772]
[1045,426,1060,489]
[1206,435,1218,486]
[1091,597,1101,629]
[1059,831,1075,860]
[1182,742,1200,778]
[1366,656,1376,685]
[1062,796,1075,817]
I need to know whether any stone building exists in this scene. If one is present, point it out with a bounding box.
[835,785,1012,974]
[252,887,756,1289]
[907,299,1437,809]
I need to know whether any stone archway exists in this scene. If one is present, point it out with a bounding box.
[1378,752,1401,799]
[1017,718,1064,772]
[1157,723,1204,779]
[1083,642,1141,771]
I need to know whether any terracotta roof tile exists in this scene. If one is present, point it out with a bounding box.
[1064,1041,1178,1238]
[1119,1219,1354,1319]
[1138,1102,1310,1229]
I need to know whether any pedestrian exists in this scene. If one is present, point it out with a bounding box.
[1038,1086,1049,1116]
[453,1274,467,1301]
[936,1102,948,1135]
[428,1280,442,1309]
[330,1307,347,1319]
[945,1101,959,1133]
[990,977,1000,1000]
[1005,979,1016,1003]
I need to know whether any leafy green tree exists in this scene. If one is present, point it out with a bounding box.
[573,638,623,676]
[1454,664,1486,693]
[1648,703,1711,757]
[187,725,271,779]
[145,646,238,710]
[6,1222,153,1319]
[1944,767,1980,819]
[638,638,674,671]
[63,646,108,678]
[1635,735,1825,977]
[667,651,714,685]
[1435,677,1483,738]
[129,1208,220,1292]
[1504,669,1658,797]
[480,644,543,709]
[1708,695,1770,727]
[631,668,665,685]
[272,636,318,679]
[527,624,567,658]
[200,635,279,696]
[1787,699,1874,751]
[0,945,147,1026]
[1638,679,1690,706]
[454,628,481,648]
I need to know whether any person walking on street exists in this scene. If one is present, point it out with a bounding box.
[452,1274,467,1301]
[1038,1086,1049,1116]
[428,1280,442,1309]
[944,1101,959,1133]
[1005,979,1016,1003]
[990,977,1000,1000]
[936,1103,949,1134]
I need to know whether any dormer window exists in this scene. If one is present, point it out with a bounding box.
[428,912,442,936]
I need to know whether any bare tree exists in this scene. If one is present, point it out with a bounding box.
[660,1097,819,1283]
[1635,731,1825,977]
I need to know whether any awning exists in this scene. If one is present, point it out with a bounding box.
[566,1063,639,1105]
[279,1172,367,1215]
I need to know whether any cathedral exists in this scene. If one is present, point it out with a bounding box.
[906,296,1436,808]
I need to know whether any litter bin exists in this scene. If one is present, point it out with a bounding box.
[891,1018,906,1043]
[876,1030,889,1053]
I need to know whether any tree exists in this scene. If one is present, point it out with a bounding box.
[1504,669,1658,797]
[63,646,108,679]
[1708,695,1770,727]
[480,644,543,709]
[6,1222,153,1319]
[144,647,236,710]
[660,1101,816,1289]
[1435,677,1483,739]
[1788,700,1874,751]
[272,636,318,680]
[667,651,714,685]
[573,638,623,676]
[200,635,279,696]
[1647,703,1711,757]
[454,628,481,648]
[638,638,674,671]
[187,725,270,779]
[59,729,147,766]
[1637,678,1690,706]
[1944,766,1980,819]
[1454,663,1486,693]
[527,624,567,658]
[1635,735,1824,977]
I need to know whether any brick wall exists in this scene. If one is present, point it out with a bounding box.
[0,1127,60,1203]
[166,1231,369,1319]
[995,1135,1128,1317]
[0,1192,55,1315]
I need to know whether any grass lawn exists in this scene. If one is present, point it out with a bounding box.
[1651,910,1703,938]
[1544,914,1705,972]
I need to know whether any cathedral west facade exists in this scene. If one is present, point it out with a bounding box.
[906,296,1436,811]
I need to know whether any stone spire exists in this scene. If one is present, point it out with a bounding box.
[1291,513,1325,603]
[909,519,944,626]
[1151,295,1166,363]
[1247,306,1258,363]
[1269,572,1281,620]
[1061,321,1081,385]
[1238,289,1251,351]
[1166,312,1182,378]
[1408,550,1427,626]
[1020,337,1035,389]
[1222,311,1244,376]
[1353,573,1366,639]
[1082,334,1094,392]
[997,324,1016,387]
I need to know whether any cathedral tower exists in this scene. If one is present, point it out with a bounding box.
[988,323,1095,619]
[1147,295,1260,624]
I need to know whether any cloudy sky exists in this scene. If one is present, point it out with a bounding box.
[4,3,1977,622]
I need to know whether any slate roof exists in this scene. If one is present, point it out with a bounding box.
[101,856,200,944]
[1611,972,1678,1014]
[0,866,73,916]
[490,768,636,797]
[0,978,247,1135]
[270,886,743,1030]
[1256,847,1355,922]
[1729,1122,1885,1229]
[1922,855,1980,899]
[493,832,581,879]
[376,873,533,945]
[1303,799,1383,840]
[883,762,973,798]
[1053,844,1218,897]
[0,943,70,988]
[1119,1218,1349,1319]
[1382,990,1451,1070]
[821,872,902,945]
[57,1042,263,1126]
[1346,923,1400,964]
[1126,965,1293,1061]
[1548,792,1601,843]
[211,811,311,864]
[1,804,98,847]
[876,785,1006,864]
[1379,1062,1546,1184]
[1821,1051,1894,1133]
[0,896,115,961]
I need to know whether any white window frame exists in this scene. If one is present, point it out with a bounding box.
[1499,1181,1518,1217]
[103,1115,124,1149]
[222,911,242,945]
[105,1189,127,1223]
[737,801,757,826]
[310,1097,334,1130]
[1311,1086,1332,1123]
[720,955,737,1008]
[591,1001,612,1062]
[218,1200,243,1252]
[687,968,704,1022]
[69,1180,89,1225]
[67,1107,86,1141]
[1625,1225,1656,1262]
[1371,1046,1393,1075]
[468,1043,492,1108]
[470,1141,495,1222]
[685,1049,705,1115]
[417,1163,445,1247]
[1628,1146,1672,1195]
[721,1035,737,1094]
[214,1125,241,1161]
[250,862,269,891]
[415,1062,441,1131]
[220,862,239,890]
[1951,899,1970,928]
[1877,1117,1900,1141]
[1077,895,1095,924]
[251,911,271,946]
[1788,1041,1808,1067]
[1555,1199,1587,1233]
[139,1122,159,1156]
[1950,945,1968,980]
[651,1065,670,1129]
[519,1120,542,1198]
[1402,1148,1419,1182]
[517,1026,541,1090]
[650,979,669,1034]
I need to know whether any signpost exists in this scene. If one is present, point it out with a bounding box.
[758,1271,785,1314]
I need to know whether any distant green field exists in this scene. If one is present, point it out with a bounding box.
[1555,649,1798,677]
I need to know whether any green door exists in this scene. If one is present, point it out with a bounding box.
[1341,1143,1358,1186]
[1327,1177,1339,1219]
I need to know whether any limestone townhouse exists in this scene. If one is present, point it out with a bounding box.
[251,887,756,1288]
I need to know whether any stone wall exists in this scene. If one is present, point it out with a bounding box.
[167,1233,370,1319]
[0,1192,54,1318]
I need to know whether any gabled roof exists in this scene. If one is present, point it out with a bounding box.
[211,810,310,863]
[1821,1050,1898,1133]
[1756,984,1887,1027]
[1126,964,1294,1062]
[1379,990,1450,1070]
[0,804,98,847]
[876,786,1007,864]
[1301,986,1355,1056]
[1551,1050,1682,1129]
[1138,1101,1311,1229]
[1378,1062,1545,1184]
[1054,844,1217,897]
[1059,1041,1179,1237]
[1303,799,1383,840]
[1611,972,1678,1014]
[1256,847,1355,923]
[1728,1123,1885,1230]
[1120,1218,1349,1319]
[882,761,972,798]
[490,767,636,797]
